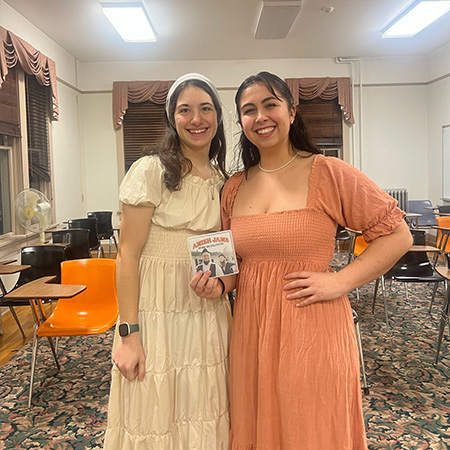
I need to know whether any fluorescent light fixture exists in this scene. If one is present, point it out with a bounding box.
[382,0,450,38]
[102,2,156,42]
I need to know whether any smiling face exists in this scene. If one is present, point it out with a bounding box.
[173,85,218,155]
[202,251,211,264]
[237,82,295,153]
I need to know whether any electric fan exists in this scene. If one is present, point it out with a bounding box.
[15,188,53,243]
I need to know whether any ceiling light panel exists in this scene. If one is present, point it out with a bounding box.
[255,1,303,40]
[102,2,156,42]
[382,0,450,38]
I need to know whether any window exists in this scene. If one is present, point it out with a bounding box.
[0,68,53,239]
[26,73,52,193]
[297,97,343,158]
[123,101,166,171]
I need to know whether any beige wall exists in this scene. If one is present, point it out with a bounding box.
[1,0,450,232]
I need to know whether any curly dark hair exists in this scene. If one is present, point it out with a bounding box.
[144,79,227,191]
[234,71,321,171]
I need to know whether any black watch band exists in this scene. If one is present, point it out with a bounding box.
[118,322,140,337]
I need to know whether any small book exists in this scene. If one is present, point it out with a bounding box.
[187,230,239,278]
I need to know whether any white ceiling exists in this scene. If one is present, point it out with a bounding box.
[4,0,450,63]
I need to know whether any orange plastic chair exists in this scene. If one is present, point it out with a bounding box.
[28,258,118,406]
[353,235,370,257]
[436,216,450,254]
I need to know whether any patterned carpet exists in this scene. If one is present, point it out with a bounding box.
[0,253,449,449]
[0,332,112,449]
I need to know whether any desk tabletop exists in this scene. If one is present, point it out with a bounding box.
[0,260,31,275]
[405,212,422,217]
[0,259,16,266]
[32,242,69,247]
[435,212,450,217]
[432,225,450,231]
[5,276,86,300]
[409,245,441,252]
[436,267,450,281]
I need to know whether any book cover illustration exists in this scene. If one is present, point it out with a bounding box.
[187,230,239,279]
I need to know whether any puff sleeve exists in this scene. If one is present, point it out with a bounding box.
[119,155,164,208]
[311,156,405,243]
[220,172,244,231]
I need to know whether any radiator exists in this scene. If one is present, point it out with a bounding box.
[383,188,408,212]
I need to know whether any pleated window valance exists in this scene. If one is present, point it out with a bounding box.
[113,80,174,130]
[285,77,354,124]
[0,25,59,121]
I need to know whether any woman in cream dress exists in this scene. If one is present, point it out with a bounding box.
[103,74,231,450]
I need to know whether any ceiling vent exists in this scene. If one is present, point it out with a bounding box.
[254,1,303,39]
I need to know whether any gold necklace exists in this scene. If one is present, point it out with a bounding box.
[258,152,299,173]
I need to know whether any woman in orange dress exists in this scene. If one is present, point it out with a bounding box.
[191,72,412,449]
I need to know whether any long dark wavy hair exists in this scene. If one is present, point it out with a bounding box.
[234,71,321,171]
[145,79,227,191]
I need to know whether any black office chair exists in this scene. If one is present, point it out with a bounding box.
[437,205,450,214]
[0,245,66,338]
[52,228,91,260]
[15,245,66,286]
[373,230,443,329]
[87,211,118,258]
[68,218,103,257]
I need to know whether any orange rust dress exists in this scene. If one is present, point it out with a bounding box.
[221,154,405,450]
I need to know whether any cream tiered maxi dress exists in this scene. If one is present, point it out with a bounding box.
[103,156,231,450]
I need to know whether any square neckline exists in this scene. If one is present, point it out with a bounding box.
[230,154,320,219]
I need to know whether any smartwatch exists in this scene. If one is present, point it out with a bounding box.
[118,322,140,337]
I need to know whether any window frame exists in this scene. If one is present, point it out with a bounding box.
[0,145,14,236]
[0,67,54,257]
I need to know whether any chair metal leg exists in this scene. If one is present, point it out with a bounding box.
[8,306,27,339]
[372,278,380,313]
[28,325,39,409]
[382,277,390,331]
[429,283,440,313]
[434,285,450,365]
[108,235,118,258]
[354,320,370,394]
[97,246,105,258]
[28,300,61,408]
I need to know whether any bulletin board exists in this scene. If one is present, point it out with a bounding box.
[443,125,450,201]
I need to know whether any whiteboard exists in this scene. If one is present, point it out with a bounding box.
[444,126,450,201]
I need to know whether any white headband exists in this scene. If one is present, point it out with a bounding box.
[166,73,222,122]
